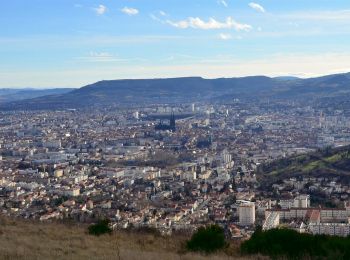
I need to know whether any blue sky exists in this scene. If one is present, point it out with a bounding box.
[1,0,350,87]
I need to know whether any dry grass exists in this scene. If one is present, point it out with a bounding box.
[0,217,261,260]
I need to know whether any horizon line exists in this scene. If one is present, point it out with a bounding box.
[1,71,348,90]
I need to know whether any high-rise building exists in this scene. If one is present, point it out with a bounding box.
[133,111,139,120]
[239,202,255,226]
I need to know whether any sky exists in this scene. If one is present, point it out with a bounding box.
[1,0,350,88]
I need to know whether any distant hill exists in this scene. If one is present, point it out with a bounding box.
[257,145,350,186]
[1,72,350,110]
[274,76,301,81]
[0,88,74,104]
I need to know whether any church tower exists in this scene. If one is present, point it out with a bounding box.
[170,112,176,132]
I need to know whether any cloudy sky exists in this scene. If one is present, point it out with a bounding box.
[1,0,350,87]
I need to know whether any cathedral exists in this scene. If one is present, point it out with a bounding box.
[155,112,176,132]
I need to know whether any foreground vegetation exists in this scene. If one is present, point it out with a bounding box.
[3,216,350,259]
[186,225,226,253]
[88,219,112,236]
[0,216,246,260]
[241,228,350,259]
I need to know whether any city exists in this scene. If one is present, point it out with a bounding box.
[2,0,350,258]
[2,98,350,239]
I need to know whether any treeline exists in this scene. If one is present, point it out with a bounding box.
[241,228,350,259]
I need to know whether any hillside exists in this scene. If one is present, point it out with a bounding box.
[1,72,350,110]
[0,88,73,104]
[257,145,350,186]
[0,216,247,260]
[0,76,277,110]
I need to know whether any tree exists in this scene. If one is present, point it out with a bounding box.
[88,219,112,236]
[241,228,350,259]
[186,225,226,253]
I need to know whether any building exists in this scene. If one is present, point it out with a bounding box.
[266,207,350,222]
[155,112,176,132]
[293,195,310,208]
[279,195,310,209]
[263,211,280,230]
[191,103,195,112]
[239,202,255,226]
[221,150,232,164]
[309,223,350,237]
[133,111,139,119]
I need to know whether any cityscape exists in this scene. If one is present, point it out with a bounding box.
[2,0,350,259]
[2,98,350,238]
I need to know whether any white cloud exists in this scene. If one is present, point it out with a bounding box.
[150,13,167,24]
[121,7,139,16]
[76,52,124,62]
[218,0,228,7]
[249,2,265,13]
[150,14,162,22]
[218,34,243,40]
[94,5,107,15]
[219,33,232,40]
[166,17,252,31]
[150,12,167,23]
[89,51,112,59]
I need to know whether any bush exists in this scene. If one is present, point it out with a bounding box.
[88,219,112,236]
[241,228,350,259]
[186,225,226,253]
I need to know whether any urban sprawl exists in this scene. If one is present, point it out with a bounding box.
[2,100,350,238]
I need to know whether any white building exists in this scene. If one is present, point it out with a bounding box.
[293,195,310,208]
[309,223,350,237]
[133,111,139,120]
[239,202,255,226]
[191,103,195,112]
[279,195,310,209]
[279,199,293,209]
[263,211,280,230]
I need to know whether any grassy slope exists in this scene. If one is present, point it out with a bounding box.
[0,217,251,260]
[257,146,350,185]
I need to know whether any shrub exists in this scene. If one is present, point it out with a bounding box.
[186,225,226,253]
[241,228,350,259]
[88,219,112,236]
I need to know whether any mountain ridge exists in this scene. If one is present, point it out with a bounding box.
[1,72,349,110]
[0,88,74,104]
